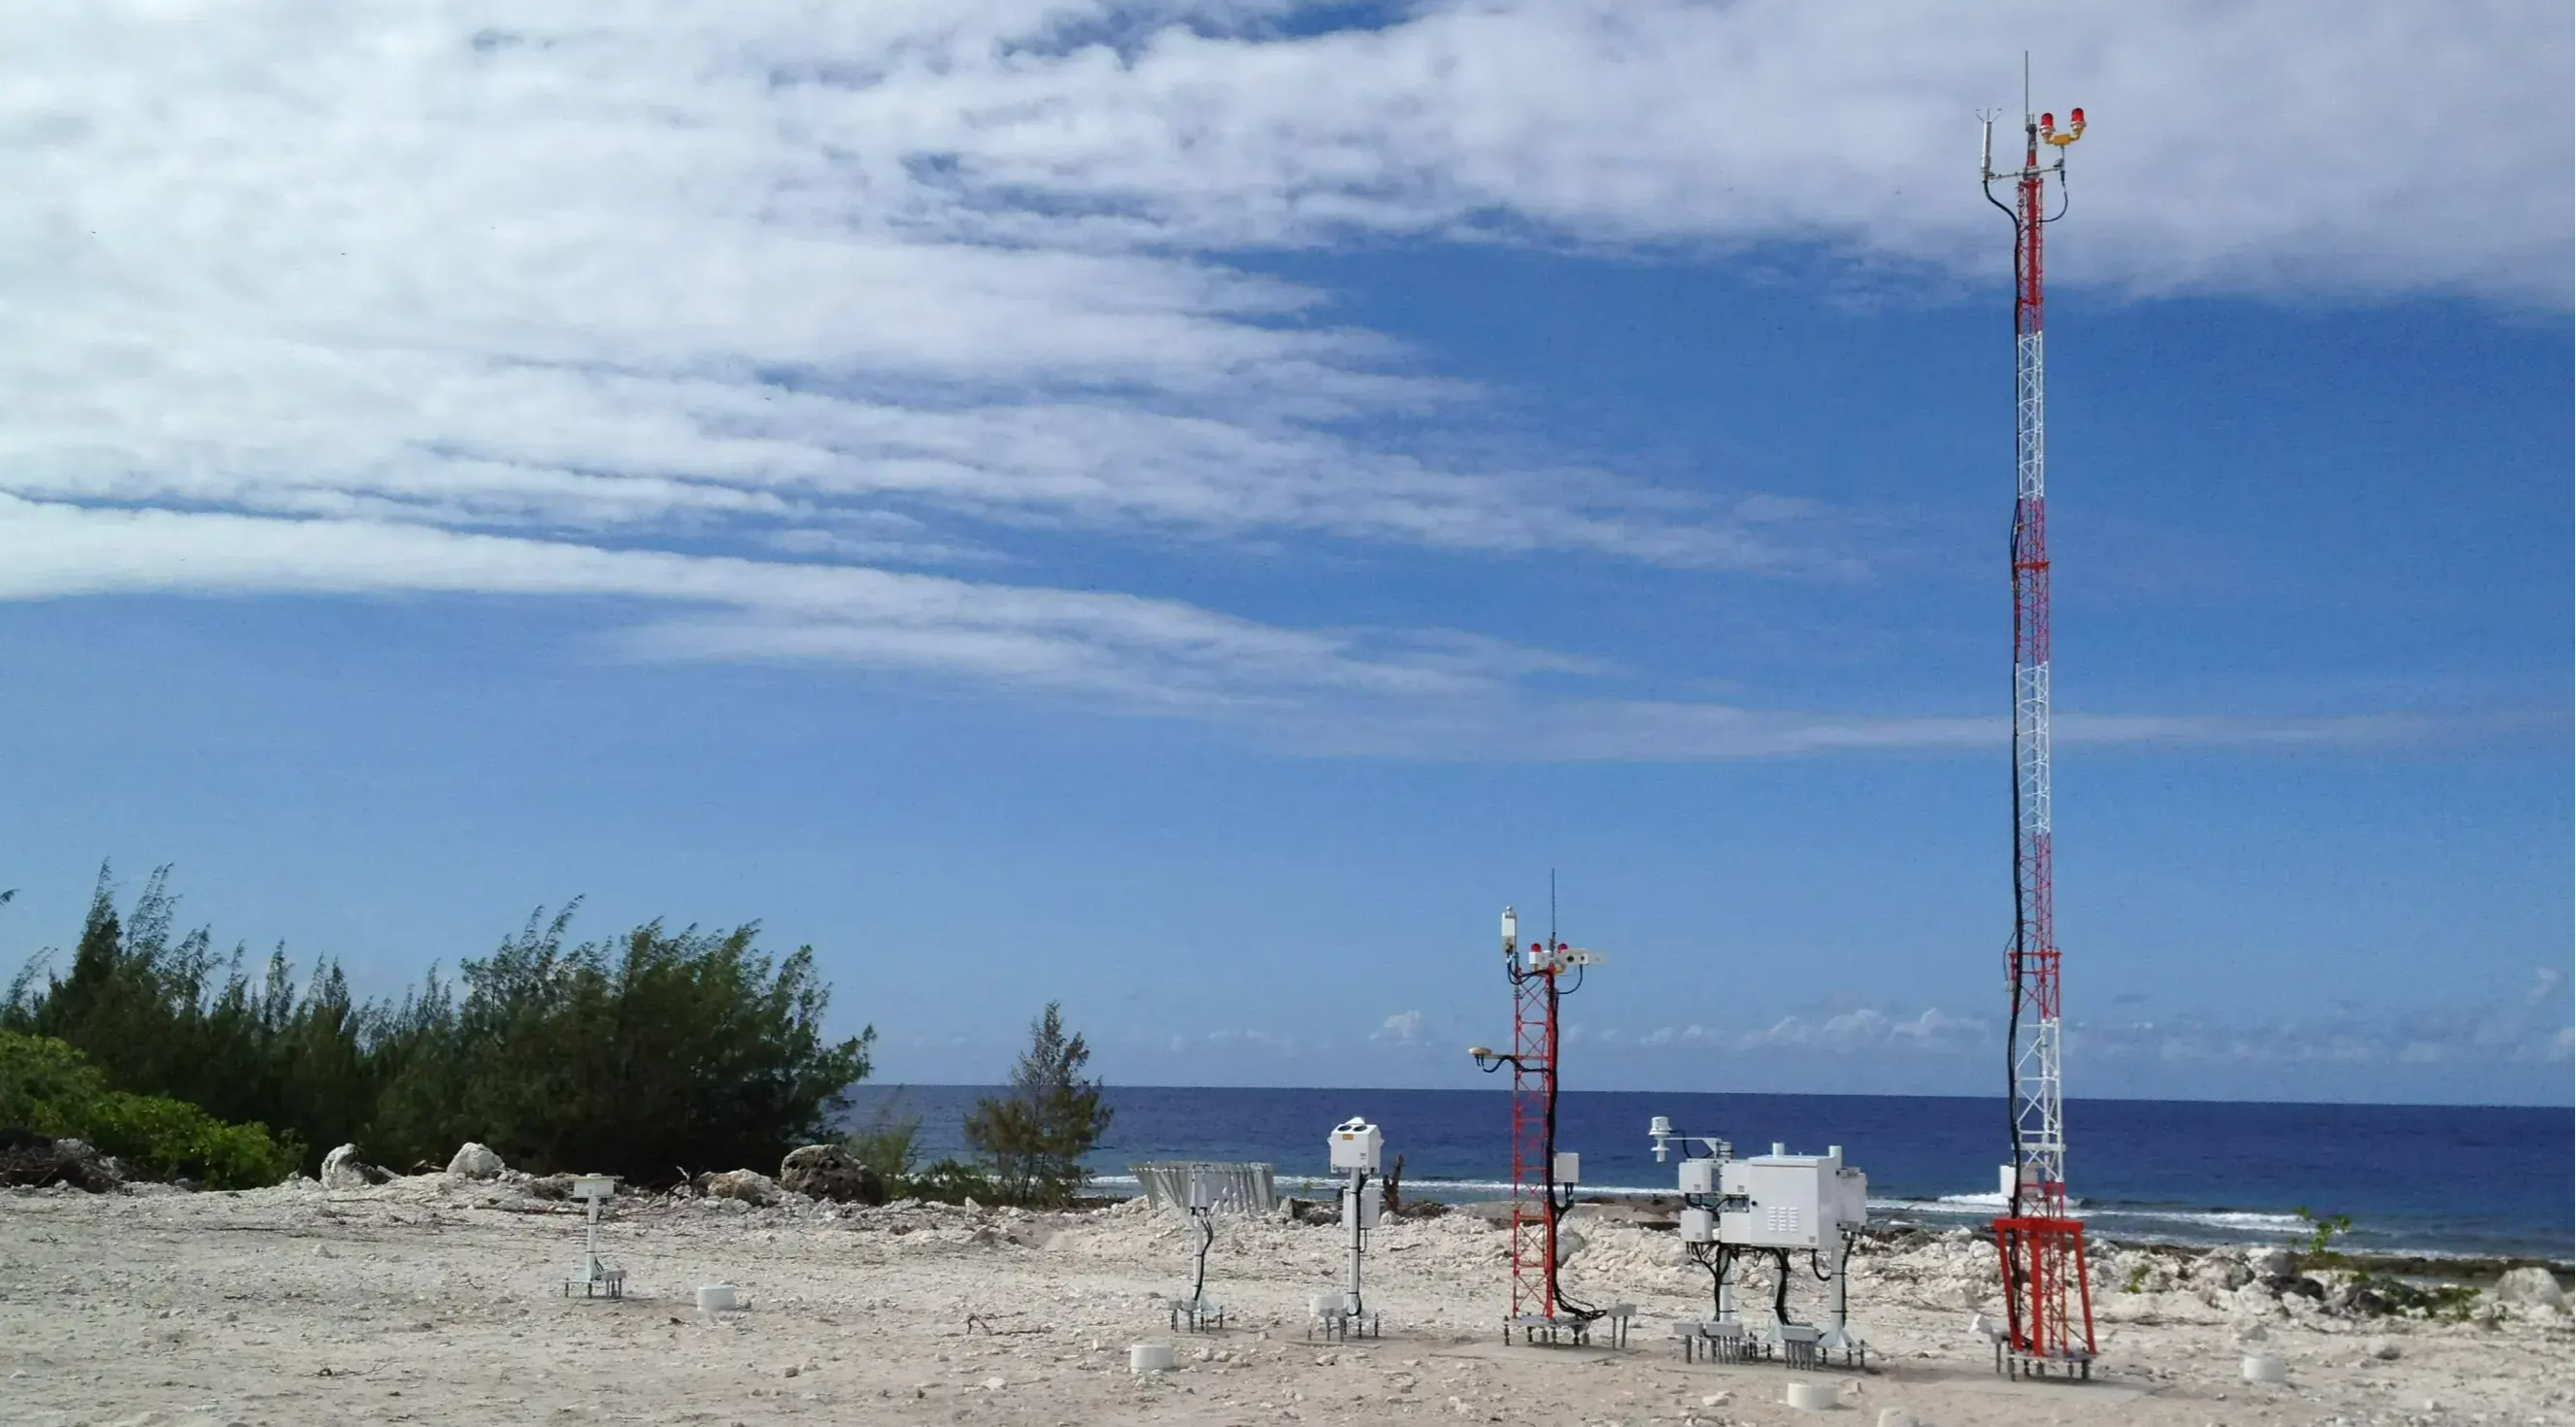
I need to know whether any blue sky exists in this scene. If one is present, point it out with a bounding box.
[0,2,2566,1106]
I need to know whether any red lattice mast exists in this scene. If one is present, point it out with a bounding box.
[1980,82,2096,1377]
[1508,959,1556,1319]
[1472,905,1610,1344]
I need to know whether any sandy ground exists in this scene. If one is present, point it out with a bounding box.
[2,1174,2566,1427]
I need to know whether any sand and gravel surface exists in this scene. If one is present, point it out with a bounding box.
[3,1173,2567,1427]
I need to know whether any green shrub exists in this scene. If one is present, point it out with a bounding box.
[79,1088,300,1189]
[4,865,384,1169]
[903,1157,999,1205]
[0,1030,298,1188]
[840,1092,923,1189]
[2291,1206,2355,1268]
[0,1025,104,1126]
[2369,1278,2478,1321]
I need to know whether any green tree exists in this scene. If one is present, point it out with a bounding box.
[413,909,875,1179]
[964,1002,1112,1206]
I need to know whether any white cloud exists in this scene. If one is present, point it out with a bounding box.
[1284,701,2546,761]
[2080,978,2576,1070]
[894,2,2571,303]
[0,495,1522,707]
[1372,1011,1427,1046]
[1597,979,2570,1076]
[0,3,2556,751]
[1169,1026,1305,1055]
[0,1,1848,575]
[1732,1004,1990,1053]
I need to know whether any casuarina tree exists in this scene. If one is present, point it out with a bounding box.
[964,1002,1112,1206]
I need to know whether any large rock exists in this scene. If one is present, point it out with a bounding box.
[2491,1266,2567,1311]
[2242,1244,2293,1279]
[705,1169,778,1205]
[2110,1249,2176,1295]
[779,1144,885,1205]
[446,1142,506,1178]
[318,1144,388,1191]
[2191,1249,2253,1295]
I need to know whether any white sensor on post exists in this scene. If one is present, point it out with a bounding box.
[1552,1151,1580,1185]
[1329,1118,1383,1173]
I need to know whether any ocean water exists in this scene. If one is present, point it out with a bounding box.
[842,1085,2573,1263]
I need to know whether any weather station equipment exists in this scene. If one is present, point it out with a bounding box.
[1127,1161,1277,1333]
[560,1175,625,1299]
[1649,1119,1870,1370]
[1977,63,2097,1381]
[1470,902,1635,1347]
[1170,1165,1230,1332]
[1310,1116,1386,1342]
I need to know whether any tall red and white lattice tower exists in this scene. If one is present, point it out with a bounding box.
[1980,82,2096,1377]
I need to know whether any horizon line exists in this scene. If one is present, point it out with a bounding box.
[846,1082,2576,1113]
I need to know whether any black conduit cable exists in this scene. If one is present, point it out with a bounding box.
[2001,437,2033,1351]
[1190,1211,1214,1305]
[1498,939,1603,1325]
[2007,502,2031,1227]
[1689,1241,1725,1318]
[1536,960,1603,1322]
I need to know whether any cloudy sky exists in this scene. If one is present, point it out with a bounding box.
[0,1,2566,1105]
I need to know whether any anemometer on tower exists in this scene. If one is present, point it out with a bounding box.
[1469,901,1634,1347]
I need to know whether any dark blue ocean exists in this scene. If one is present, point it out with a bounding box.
[843,1086,2573,1263]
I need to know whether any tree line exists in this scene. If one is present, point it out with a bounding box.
[2,865,870,1184]
[0,865,1110,1201]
